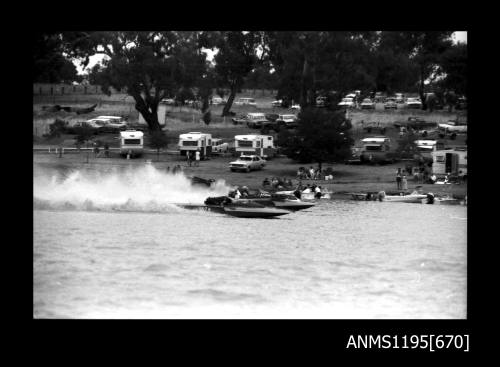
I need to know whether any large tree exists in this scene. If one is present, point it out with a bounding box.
[277,108,354,170]
[34,32,79,84]
[208,31,260,116]
[264,31,377,109]
[378,31,454,108]
[62,31,207,131]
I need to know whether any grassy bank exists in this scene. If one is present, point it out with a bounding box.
[33,152,467,199]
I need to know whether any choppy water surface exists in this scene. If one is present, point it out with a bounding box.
[33,163,467,319]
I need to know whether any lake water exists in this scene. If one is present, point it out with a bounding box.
[33,163,467,319]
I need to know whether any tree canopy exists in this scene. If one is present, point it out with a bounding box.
[277,108,354,169]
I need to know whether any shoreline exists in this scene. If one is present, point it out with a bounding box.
[33,152,467,199]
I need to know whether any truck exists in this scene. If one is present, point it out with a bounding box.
[234,134,276,159]
[120,130,144,157]
[178,132,212,158]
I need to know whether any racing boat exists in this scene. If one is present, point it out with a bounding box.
[270,194,316,210]
[377,191,427,203]
[204,196,291,218]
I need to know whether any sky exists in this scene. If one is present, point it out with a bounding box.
[74,31,467,75]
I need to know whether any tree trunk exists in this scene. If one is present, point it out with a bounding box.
[419,65,427,110]
[131,93,161,131]
[222,86,237,116]
[299,57,309,107]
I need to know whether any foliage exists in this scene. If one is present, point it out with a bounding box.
[74,125,94,144]
[202,111,211,126]
[395,131,419,157]
[436,42,467,96]
[34,32,79,83]
[277,108,354,167]
[48,119,68,138]
[62,31,207,131]
[148,130,169,151]
[210,31,261,116]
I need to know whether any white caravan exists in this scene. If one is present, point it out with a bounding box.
[178,132,212,158]
[120,130,144,157]
[234,134,276,158]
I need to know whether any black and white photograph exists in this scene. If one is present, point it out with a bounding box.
[33,31,467,319]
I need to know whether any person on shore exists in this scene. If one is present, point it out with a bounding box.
[309,166,315,179]
[402,175,408,190]
[166,166,170,173]
[396,168,402,190]
[195,150,200,166]
[314,185,322,199]
[429,174,437,184]
[262,177,270,187]
[104,143,109,158]
[302,184,312,194]
[187,151,192,166]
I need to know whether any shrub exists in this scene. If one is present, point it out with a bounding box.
[203,111,211,126]
[48,119,68,138]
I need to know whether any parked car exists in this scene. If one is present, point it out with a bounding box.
[67,120,103,134]
[394,117,437,131]
[94,116,128,133]
[275,114,299,129]
[438,121,467,134]
[384,98,398,110]
[265,113,279,122]
[234,98,257,106]
[316,96,328,107]
[232,112,269,128]
[229,155,266,172]
[456,96,467,110]
[271,99,282,107]
[338,97,355,108]
[211,97,226,105]
[345,93,357,99]
[394,93,405,103]
[406,97,422,109]
[291,104,301,110]
[211,138,229,153]
[363,121,386,134]
[374,92,386,103]
[360,98,375,109]
[161,98,175,105]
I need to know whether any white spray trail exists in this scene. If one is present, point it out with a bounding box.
[33,164,232,213]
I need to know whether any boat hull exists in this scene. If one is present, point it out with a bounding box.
[383,194,427,203]
[223,206,290,218]
[272,201,316,210]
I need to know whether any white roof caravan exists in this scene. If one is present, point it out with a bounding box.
[431,146,467,178]
[120,130,144,157]
[414,140,437,161]
[178,132,212,158]
[234,134,276,159]
[360,136,392,163]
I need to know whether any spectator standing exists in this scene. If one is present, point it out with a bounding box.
[187,151,192,166]
[396,168,402,190]
[402,175,408,190]
[195,150,200,166]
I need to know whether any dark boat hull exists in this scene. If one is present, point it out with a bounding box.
[223,206,290,218]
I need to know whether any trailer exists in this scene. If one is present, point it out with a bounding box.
[178,132,212,158]
[431,146,467,178]
[360,136,392,163]
[413,139,437,162]
[120,130,144,157]
[234,134,276,159]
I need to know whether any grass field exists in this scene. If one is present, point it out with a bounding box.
[33,92,467,199]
